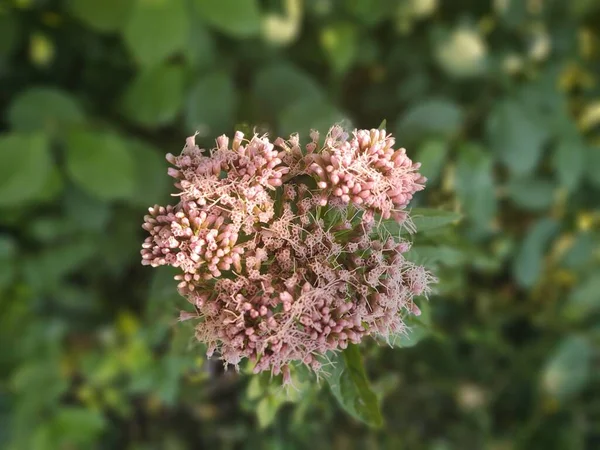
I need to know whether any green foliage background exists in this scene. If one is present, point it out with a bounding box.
[1,0,600,448]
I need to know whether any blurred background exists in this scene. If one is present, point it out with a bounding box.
[1,0,600,449]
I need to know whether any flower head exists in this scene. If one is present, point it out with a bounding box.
[141,126,435,376]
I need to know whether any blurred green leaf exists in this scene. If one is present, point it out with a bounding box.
[565,274,600,320]
[63,188,112,231]
[33,407,106,450]
[254,63,323,113]
[513,218,559,288]
[542,336,593,403]
[552,138,584,192]
[121,64,186,127]
[7,88,85,134]
[123,0,188,66]
[506,177,555,211]
[194,0,261,38]
[280,98,347,136]
[395,99,463,144]
[326,344,383,428]
[410,208,462,232]
[184,21,215,70]
[67,0,134,32]
[0,235,16,260]
[585,146,600,189]
[346,0,387,26]
[406,245,466,268]
[561,232,595,269]
[23,238,97,292]
[569,0,600,17]
[257,396,282,429]
[455,144,497,233]
[376,209,460,237]
[0,133,52,207]
[487,99,549,176]
[128,138,171,206]
[185,72,236,135]
[415,139,449,185]
[378,119,387,130]
[0,11,18,57]
[320,23,358,75]
[65,129,135,201]
[388,300,432,348]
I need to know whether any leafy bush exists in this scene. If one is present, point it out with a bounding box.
[1,0,599,449]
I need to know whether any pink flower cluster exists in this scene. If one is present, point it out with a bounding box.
[141,126,434,376]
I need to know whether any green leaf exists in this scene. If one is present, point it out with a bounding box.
[23,238,97,293]
[0,133,53,207]
[7,87,85,134]
[326,344,383,427]
[506,177,556,211]
[455,143,497,233]
[185,72,236,135]
[34,407,107,449]
[67,0,134,32]
[388,301,432,348]
[410,208,462,232]
[512,218,559,288]
[564,274,600,320]
[584,146,600,189]
[552,137,585,192]
[395,99,463,145]
[0,235,16,260]
[486,99,549,176]
[123,0,189,67]
[256,396,283,429]
[194,0,261,38]
[415,139,449,185]
[0,11,19,57]
[405,245,466,268]
[128,139,171,206]
[542,336,593,402]
[280,98,348,136]
[377,119,387,130]
[254,63,323,113]
[121,64,185,127]
[63,188,112,232]
[320,23,358,75]
[184,21,215,70]
[65,129,135,201]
